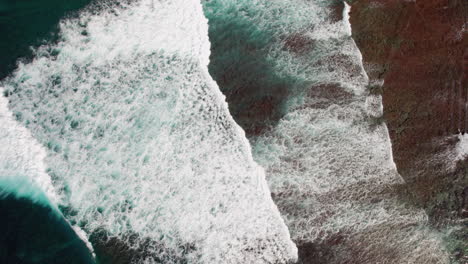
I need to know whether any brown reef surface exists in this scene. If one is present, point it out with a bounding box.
[347,0,467,261]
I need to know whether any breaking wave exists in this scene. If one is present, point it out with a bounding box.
[0,88,95,263]
[1,0,453,263]
[203,0,450,263]
[1,0,297,263]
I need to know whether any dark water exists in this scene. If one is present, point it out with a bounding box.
[0,188,95,263]
[0,0,92,79]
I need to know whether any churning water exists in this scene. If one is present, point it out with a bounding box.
[204,0,450,263]
[0,0,451,263]
[1,0,296,263]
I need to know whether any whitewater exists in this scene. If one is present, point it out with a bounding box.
[204,0,451,263]
[0,0,453,263]
[0,87,58,207]
[1,0,296,263]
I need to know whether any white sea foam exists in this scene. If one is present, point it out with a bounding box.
[1,0,297,263]
[456,133,468,159]
[72,225,96,257]
[343,2,352,36]
[0,88,58,206]
[0,88,97,255]
[437,133,468,170]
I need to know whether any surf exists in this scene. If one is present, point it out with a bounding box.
[1,0,297,263]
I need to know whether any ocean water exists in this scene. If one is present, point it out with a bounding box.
[0,182,95,264]
[0,92,94,263]
[204,0,450,263]
[0,0,92,79]
[1,0,296,263]
[0,0,453,263]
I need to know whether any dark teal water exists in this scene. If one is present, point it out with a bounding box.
[203,0,301,136]
[0,187,95,263]
[0,0,92,79]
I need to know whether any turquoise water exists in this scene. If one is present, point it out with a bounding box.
[204,0,288,135]
[0,180,95,263]
[203,0,307,135]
